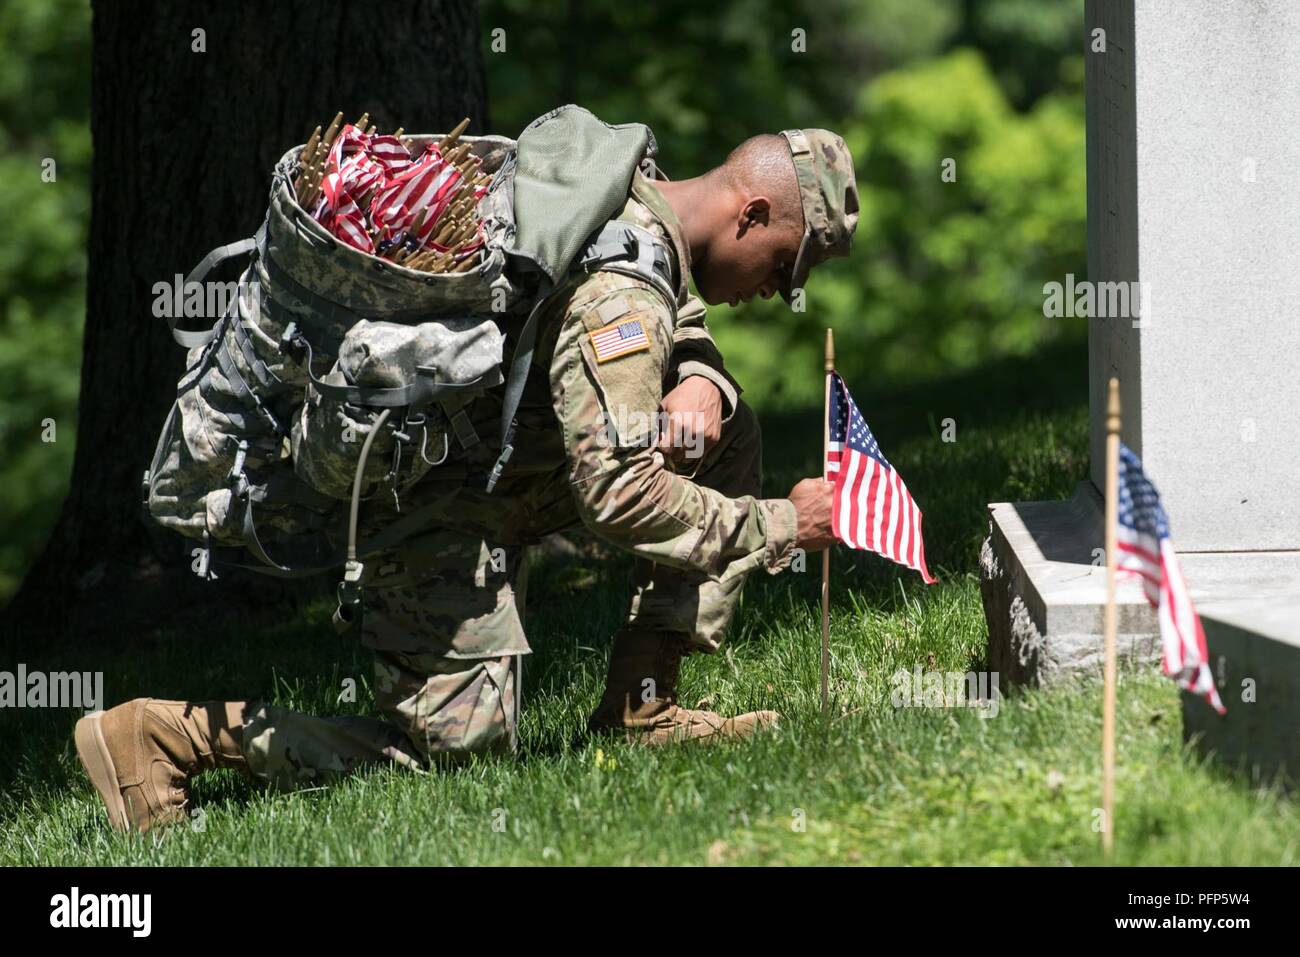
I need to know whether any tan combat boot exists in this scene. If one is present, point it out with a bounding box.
[588,630,779,744]
[74,699,249,833]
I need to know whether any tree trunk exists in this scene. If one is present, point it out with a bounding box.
[5,0,488,645]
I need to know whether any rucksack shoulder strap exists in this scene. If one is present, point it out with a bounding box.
[576,220,678,314]
[486,295,547,493]
[167,230,261,348]
[485,220,679,494]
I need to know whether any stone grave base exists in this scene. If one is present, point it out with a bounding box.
[1183,598,1300,788]
[979,481,1300,694]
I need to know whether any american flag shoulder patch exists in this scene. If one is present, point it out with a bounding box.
[589,316,651,363]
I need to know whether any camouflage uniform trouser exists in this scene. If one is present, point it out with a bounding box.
[240,401,763,791]
[243,653,519,792]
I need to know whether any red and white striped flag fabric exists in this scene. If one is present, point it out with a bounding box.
[366,134,415,176]
[317,125,385,253]
[825,372,936,583]
[371,147,462,241]
[308,126,484,259]
[1116,443,1225,713]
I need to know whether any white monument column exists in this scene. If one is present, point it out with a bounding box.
[1088,0,1300,550]
[981,0,1300,784]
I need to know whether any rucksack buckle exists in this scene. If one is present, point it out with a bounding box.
[278,321,309,364]
[333,559,365,633]
[580,228,638,274]
[484,443,514,493]
[227,440,251,498]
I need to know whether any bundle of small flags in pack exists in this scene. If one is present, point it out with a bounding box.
[292,112,492,273]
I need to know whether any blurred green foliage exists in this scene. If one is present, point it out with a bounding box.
[714,49,1086,408]
[0,0,1085,599]
[484,0,1087,409]
[484,0,965,172]
[0,0,91,597]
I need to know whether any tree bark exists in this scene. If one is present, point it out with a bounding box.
[5,0,488,645]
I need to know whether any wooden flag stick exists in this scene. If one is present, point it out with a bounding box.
[1102,376,1121,856]
[438,118,471,152]
[821,328,835,714]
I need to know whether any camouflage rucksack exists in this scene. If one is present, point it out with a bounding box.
[143,105,679,618]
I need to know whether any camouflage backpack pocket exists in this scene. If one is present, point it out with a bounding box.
[145,335,290,547]
[290,317,504,501]
[291,380,447,502]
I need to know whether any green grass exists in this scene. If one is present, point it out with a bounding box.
[2,339,1295,865]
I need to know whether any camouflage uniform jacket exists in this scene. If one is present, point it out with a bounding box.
[361,170,800,588]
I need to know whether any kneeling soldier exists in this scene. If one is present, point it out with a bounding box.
[77,126,857,832]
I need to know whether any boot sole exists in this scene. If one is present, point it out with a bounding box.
[594,715,781,747]
[74,712,129,833]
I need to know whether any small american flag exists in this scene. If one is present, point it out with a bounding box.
[312,126,486,258]
[589,318,650,362]
[826,372,935,583]
[1116,443,1225,713]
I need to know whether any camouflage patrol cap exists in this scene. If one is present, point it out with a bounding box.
[778,129,859,303]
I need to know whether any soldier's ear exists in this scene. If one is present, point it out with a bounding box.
[738,196,772,233]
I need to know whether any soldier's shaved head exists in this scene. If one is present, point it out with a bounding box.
[651,133,808,307]
[716,134,805,234]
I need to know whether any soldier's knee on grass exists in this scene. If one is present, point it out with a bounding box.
[375,652,520,761]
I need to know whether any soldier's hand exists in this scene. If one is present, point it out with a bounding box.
[788,477,836,551]
[657,375,724,467]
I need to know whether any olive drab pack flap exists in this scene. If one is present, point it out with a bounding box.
[508,106,655,284]
[143,105,677,584]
